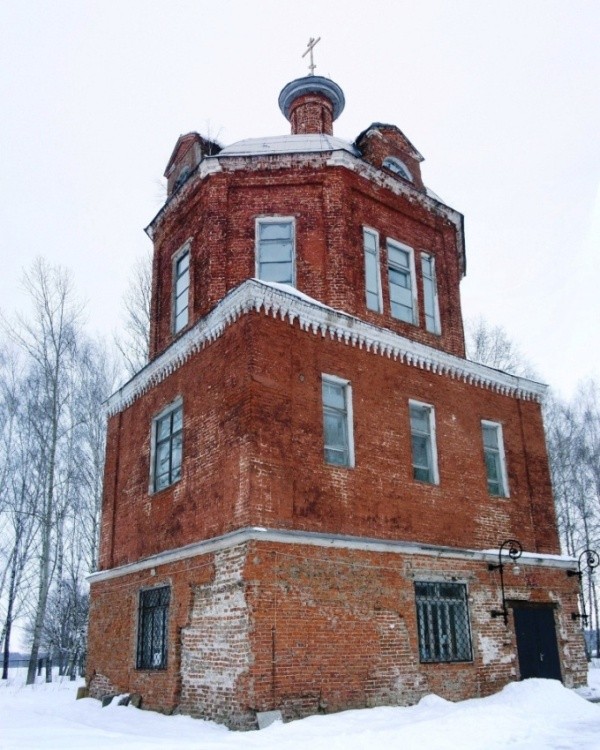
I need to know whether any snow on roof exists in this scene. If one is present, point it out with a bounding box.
[219,134,359,158]
[255,280,334,310]
[425,186,444,202]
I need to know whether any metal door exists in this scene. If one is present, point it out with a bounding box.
[513,605,562,681]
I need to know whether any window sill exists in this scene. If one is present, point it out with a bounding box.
[149,478,182,497]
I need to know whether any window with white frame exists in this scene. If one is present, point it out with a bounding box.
[387,240,417,324]
[363,227,382,312]
[151,400,183,492]
[173,247,190,334]
[382,156,413,183]
[136,586,170,670]
[322,375,354,467]
[409,401,438,484]
[421,253,441,334]
[481,421,509,497]
[256,218,295,285]
[414,581,472,663]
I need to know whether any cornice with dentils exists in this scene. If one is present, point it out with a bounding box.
[106,279,546,417]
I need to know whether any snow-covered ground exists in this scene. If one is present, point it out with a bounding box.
[1,668,600,750]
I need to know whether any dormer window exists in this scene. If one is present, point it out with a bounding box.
[382,156,413,183]
[173,166,191,192]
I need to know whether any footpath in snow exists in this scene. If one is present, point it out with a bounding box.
[1,669,600,750]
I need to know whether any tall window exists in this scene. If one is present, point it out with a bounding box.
[482,421,508,497]
[173,248,190,334]
[363,228,382,312]
[256,218,295,285]
[137,586,170,670]
[421,253,441,334]
[409,401,438,483]
[388,240,417,324]
[152,401,183,492]
[415,582,472,663]
[322,375,354,467]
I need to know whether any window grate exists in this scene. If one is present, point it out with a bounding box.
[415,581,472,663]
[137,586,170,670]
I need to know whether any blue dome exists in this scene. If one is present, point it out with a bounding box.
[278,76,345,121]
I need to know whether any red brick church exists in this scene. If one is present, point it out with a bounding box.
[87,70,587,729]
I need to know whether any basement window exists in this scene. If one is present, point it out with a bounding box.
[256,217,295,285]
[415,582,472,663]
[137,586,170,670]
[151,399,183,493]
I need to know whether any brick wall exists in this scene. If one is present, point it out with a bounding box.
[88,554,214,712]
[102,307,558,569]
[356,125,425,192]
[149,160,465,359]
[288,93,334,135]
[87,539,586,728]
[245,541,586,719]
[99,318,255,570]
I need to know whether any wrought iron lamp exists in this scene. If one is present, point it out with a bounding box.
[488,539,523,625]
[567,548,599,625]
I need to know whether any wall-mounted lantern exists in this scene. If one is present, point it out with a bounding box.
[489,539,523,625]
[567,549,599,625]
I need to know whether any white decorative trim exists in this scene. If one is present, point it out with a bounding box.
[88,526,576,583]
[106,279,546,416]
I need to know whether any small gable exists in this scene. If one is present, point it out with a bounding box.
[355,123,424,191]
[164,132,222,197]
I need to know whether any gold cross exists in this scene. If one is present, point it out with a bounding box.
[302,37,321,76]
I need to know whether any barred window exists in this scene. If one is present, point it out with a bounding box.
[137,586,170,670]
[415,582,472,663]
[152,401,183,492]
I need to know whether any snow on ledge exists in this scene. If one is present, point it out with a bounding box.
[106,278,547,417]
[89,526,576,584]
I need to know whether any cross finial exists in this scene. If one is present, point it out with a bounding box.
[302,36,321,76]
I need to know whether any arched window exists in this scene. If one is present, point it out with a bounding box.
[382,156,413,182]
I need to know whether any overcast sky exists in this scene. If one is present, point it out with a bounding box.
[1,1,598,399]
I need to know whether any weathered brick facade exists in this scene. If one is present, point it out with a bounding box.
[87,74,587,728]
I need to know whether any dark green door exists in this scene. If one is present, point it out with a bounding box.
[513,605,561,681]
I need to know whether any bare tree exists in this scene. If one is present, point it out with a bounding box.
[466,317,538,378]
[72,338,117,572]
[4,259,84,684]
[0,351,41,678]
[114,248,152,378]
[545,383,600,656]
